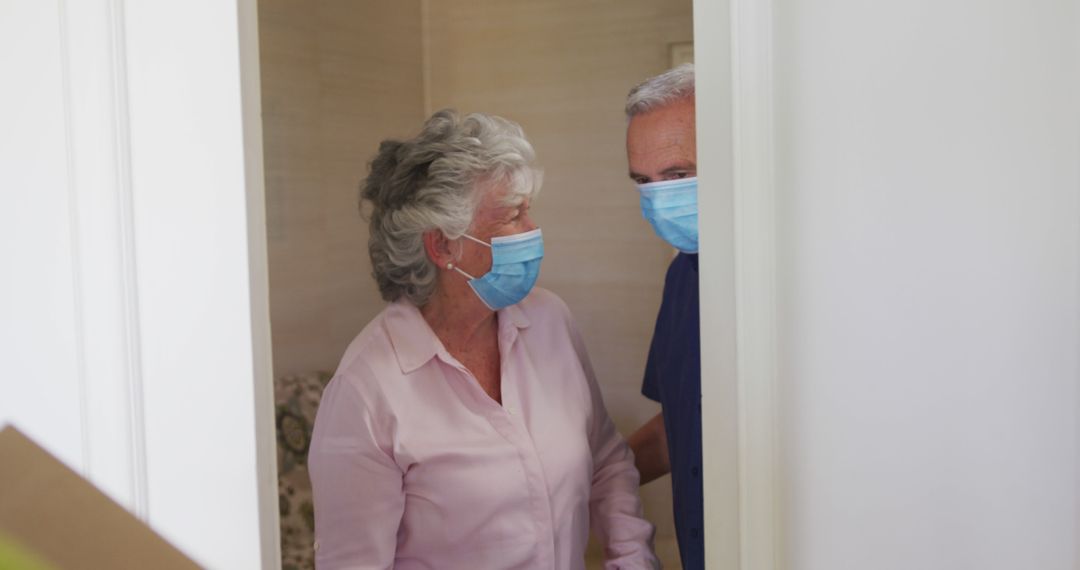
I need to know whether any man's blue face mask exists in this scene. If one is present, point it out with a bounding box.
[637,177,698,253]
[452,228,544,310]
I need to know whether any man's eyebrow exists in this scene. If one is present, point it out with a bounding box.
[659,163,696,176]
[628,163,695,182]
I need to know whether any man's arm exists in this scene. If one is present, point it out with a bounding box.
[628,412,670,485]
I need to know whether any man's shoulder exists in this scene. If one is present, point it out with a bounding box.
[661,253,699,297]
[667,252,698,275]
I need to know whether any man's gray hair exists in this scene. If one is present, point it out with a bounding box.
[625,63,696,118]
[360,109,542,306]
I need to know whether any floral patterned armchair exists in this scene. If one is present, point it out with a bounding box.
[275,371,332,570]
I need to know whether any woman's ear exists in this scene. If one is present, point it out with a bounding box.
[422,229,454,270]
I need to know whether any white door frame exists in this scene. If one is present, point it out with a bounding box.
[1,1,280,567]
[239,0,282,567]
[696,0,780,567]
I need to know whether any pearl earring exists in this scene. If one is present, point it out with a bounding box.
[446,262,454,270]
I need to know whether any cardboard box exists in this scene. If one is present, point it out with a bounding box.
[0,426,200,569]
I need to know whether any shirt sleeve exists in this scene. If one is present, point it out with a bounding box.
[643,254,685,403]
[564,309,660,569]
[308,374,405,570]
[641,332,662,403]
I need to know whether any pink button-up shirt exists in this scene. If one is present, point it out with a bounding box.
[308,288,657,569]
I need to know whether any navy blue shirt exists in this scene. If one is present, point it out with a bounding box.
[642,252,703,569]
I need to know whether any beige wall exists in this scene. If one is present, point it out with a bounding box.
[260,1,692,567]
[259,0,424,376]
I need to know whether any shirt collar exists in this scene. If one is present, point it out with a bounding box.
[500,301,532,331]
[384,299,531,375]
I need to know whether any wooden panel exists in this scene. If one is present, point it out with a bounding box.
[258,0,425,376]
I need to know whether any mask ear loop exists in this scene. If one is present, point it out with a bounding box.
[445,233,489,280]
[448,263,477,280]
[461,234,492,248]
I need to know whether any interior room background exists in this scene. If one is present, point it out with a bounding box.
[3,0,1076,568]
[257,0,693,566]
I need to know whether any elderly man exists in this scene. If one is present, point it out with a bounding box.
[624,64,703,569]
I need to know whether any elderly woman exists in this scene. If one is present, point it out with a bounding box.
[308,110,658,569]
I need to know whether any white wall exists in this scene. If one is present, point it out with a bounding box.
[773,0,1079,568]
[0,1,278,568]
[0,0,85,481]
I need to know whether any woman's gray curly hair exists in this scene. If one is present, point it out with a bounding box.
[360,109,542,306]
[625,63,695,118]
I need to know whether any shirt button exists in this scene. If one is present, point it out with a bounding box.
[691,528,700,539]
[313,540,320,551]
[692,466,700,477]
[506,407,515,416]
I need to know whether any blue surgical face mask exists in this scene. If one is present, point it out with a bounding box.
[451,228,544,310]
[637,177,698,254]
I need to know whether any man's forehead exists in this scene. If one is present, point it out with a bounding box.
[626,103,697,181]
[628,131,693,154]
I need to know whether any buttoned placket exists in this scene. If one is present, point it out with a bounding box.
[436,320,557,568]
[496,322,557,569]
